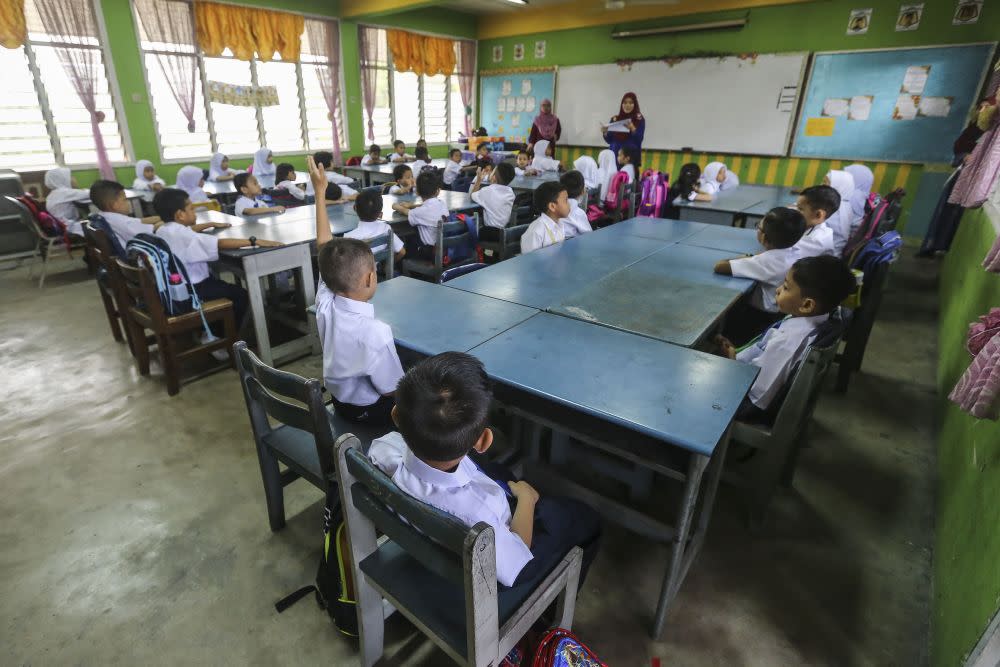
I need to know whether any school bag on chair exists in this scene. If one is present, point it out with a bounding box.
[530,628,607,667]
[601,171,631,223]
[843,188,905,264]
[18,194,70,248]
[345,155,362,166]
[636,169,669,218]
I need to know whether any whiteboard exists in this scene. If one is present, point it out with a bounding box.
[791,43,996,163]
[555,54,808,156]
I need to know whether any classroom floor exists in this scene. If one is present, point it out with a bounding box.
[1,244,937,667]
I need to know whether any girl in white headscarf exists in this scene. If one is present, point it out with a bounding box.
[251,148,276,179]
[695,161,739,200]
[43,167,90,235]
[844,164,874,231]
[573,156,600,190]
[823,169,856,254]
[596,149,618,201]
[132,160,166,202]
[208,153,236,181]
[530,140,561,172]
[175,165,210,203]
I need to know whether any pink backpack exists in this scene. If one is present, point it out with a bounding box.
[637,169,669,217]
[603,171,631,213]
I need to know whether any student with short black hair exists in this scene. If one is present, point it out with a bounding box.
[344,189,405,263]
[361,144,384,166]
[471,161,516,243]
[791,185,839,263]
[392,171,448,259]
[325,183,343,203]
[390,139,412,163]
[716,255,856,416]
[307,150,358,197]
[412,146,431,173]
[368,351,602,588]
[273,163,306,202]
[389,164,414,195]
[89,180,161,248]
[443,148,465,187]
[308,157,403,428]
[521,181,570,253]
[558,170,593,239]
[234,173,285,216]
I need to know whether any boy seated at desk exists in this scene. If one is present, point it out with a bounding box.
[309,157,403,428]
[361,144,385,166]
[521,181,569,254]
[305,151,358,198]
[325,183,359,205]
[153,188,281,339]
[234,173,286,217]
[790,185,840,264]
[390,140,413,164]
[715,255,855,422]
[369,351,602,588]
[470,161,516,244]
[558,170,594,239]
[411,146,432,173]
[88,180,161,249]
[344,189,406,264]
[713,206,806,343]
[273,163,306,203]
[443,148,466,189]
[391,171,449,261]
[389,164,415,195]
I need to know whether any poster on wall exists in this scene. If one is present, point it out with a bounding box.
[895,4,923,31]
[953,0,982,25]
[207,81,278,107]
[492,45,503,63]
[534,40,546,59]
[847,8,873,35]
[513,43,525,61]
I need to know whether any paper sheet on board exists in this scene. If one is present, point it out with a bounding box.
[849,95,873,121]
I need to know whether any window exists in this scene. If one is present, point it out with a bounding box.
[133,2,347,161]
[0,0,128,170]
[361,28,474,145]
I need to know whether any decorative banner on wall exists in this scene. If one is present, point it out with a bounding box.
[953,0,982,25]
[207,80,279,107]
[847,8,872,35]
[896,4,923,31]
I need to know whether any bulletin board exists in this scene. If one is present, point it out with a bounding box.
[479,68,556,144]
[791,43,996,163]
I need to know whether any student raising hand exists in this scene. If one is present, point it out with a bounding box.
[307,155,327,196]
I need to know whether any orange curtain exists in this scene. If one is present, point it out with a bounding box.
[194,1,304,62]
[0,0,27,49]
[386,29,456,77]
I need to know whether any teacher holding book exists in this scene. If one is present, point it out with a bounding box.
[601,92,645,154]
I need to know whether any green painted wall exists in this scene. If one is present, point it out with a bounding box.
[935,209,1000,667]
[477,0,998,235]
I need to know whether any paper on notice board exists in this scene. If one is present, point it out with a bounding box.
[521,79,532,95]
[805,117,836,136]
[901,65,930,94]
[501,80,512,96]
[918,96,953,117]
[526,96,536,112]
[849,95,874,120]
[822,98,850,117]
[893,94,920,120]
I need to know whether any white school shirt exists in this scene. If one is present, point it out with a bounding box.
[306,172,357,196]
[315,284,404,406]
[132,176,166,202]
[411,159,431,173]
[521,213,565,254]
[729,247,796,313]
[514,166,526,177]
[277,180,306,201]
[408,196,449,246]
[45,188,90,235]
[470,183,516,229]
[368,431,533,587]
[619,164,636,183]
[235,195,270,216]
[101,210,149,249]
[360,154,381,166]
[790,221,836,268]
[736,314,828,410]
[344,219,404,255]
[390,152,414,163]
[154,221,218,284]
[559,198,593,239]
[443,160,463,185]
[388,184,412,195]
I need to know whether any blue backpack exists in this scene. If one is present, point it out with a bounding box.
[851,230,901,274]
[125,233,213,337]
[87,213,127,259]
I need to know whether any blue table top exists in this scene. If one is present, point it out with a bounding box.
[612,217,708,243]
[740,185,799,217]
[359,192,482,223]
[631,243,758,292]
[681,224,764,256]
[469,313,758,456]
[673,187,766,215]
[510,172,561,191]
[370,277,538,357]
[446,232,670,310]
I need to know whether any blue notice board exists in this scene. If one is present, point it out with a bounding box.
[479,69,556,144]
[792,44,995,163]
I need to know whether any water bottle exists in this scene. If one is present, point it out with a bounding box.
[168,272,188,302]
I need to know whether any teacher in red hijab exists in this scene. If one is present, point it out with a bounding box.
[527,99,561,152]
[601,92,645,155]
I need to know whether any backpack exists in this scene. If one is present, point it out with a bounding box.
[851,229,902,274]
[346,156,362,166]
[531,629,606,667]
[18,194,69,245]
[125,233,213,337]
[274,487,358,637]
[87,213,127,259]
[636,169,669,218]
[603,171,630,214]
[843,188,905,263]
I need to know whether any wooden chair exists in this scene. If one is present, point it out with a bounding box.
[3,195,86,287]
[335,435,584,667]
[115,255,236,396]
[82,221,127,347]
[835,260,892,392]
[402,219,476,282]
[233,341,384,531]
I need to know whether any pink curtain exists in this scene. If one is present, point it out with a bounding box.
[358,25,380,142]
[306,19,343,165]
[456,40,476,137]
[34,0,114,179]
[134,0,198,133]
[949,68,1000,208]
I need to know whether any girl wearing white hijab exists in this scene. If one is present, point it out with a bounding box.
[695,161,739,200]
[844,164,875,229]
[530,140,561,172]
[251,148,276,179]
[43,167,89,235]
[175,165,210,203]
[823,169,856,254]
[597,149,618,201]
[132,160,166,202]
[573,156,600,190]
[208,153,236,181]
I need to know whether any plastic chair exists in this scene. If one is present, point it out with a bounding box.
[192,199,222,213]
[365,231,395,279]
[4,195,86,287]
[835,260,892,392]
[401,219,476,282]
[478,194,532,263]
[335,435,583,667]
[233,341,384,531]
[82,221,128,347]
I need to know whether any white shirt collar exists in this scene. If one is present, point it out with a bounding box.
[334,294,374,317]
[403,449,472,488]
[780,313,830,330]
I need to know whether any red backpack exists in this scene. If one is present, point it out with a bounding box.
[636,169,669,218]
[18,194,69,246]
[345,155,362,166]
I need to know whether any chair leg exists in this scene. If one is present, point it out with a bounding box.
[38,245,50,288]
[130,322,151,375]
[554,549,582,631]
[159,334,181,396]
[255,444,287,532]
[99,287,124,343]
[357,575,386,667]
[222,307,237,369]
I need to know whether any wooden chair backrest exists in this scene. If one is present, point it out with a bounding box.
[115,256,169,329]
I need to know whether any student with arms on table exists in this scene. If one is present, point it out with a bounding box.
[392,170,450,261]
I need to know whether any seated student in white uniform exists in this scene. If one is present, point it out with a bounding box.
[208,152,237,182]
[529,140,561,173]
[514,151,533,177]
[823,169,857,256]
[388,164,415,195]
[153,188,280,342]
[615,146,640,184]
[273,163,306,202]
[344,189,405,264]
[88,180,161,249]
[368,351,602,589]
[360,144,385,166]
[392,171,449,261]
[410,146,432,174]
[308,158,403,428]
[521,180,569,254]
[790,185,839,266]
[692,161,739,201]
[233,173,286,217]
[132,160,166,203]
[558,170,593,239]
[175,165,211,204]
[43,167,90,236]
[389,139,413,164]
[715,255,856,422]
[442,148,466,188]
[714,206,806,344]
[471,162,516,245]
[304,151,357,198]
